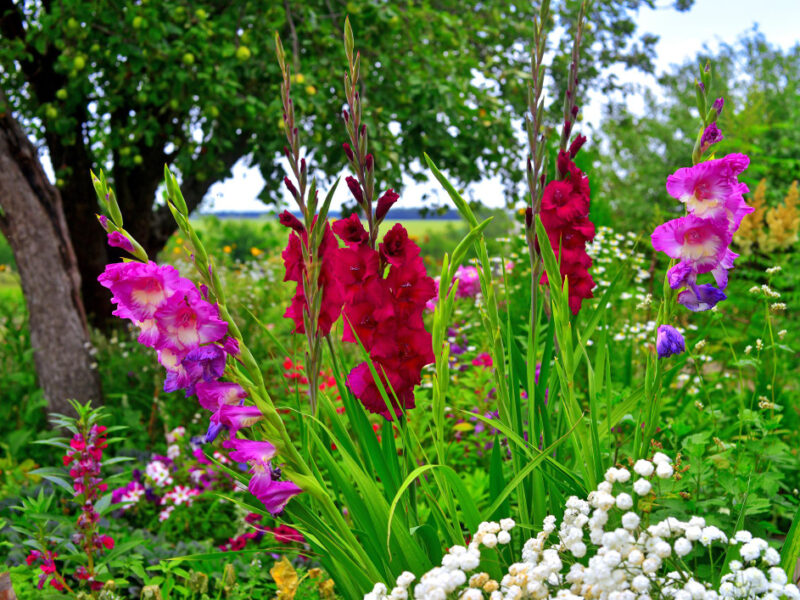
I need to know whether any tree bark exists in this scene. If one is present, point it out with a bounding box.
[0,104,103,415]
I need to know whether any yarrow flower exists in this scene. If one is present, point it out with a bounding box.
[539,145,596,315]
[652,153,752,312]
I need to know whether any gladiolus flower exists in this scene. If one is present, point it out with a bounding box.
[656,325,685,359]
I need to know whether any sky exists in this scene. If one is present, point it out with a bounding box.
[198,0,800,213]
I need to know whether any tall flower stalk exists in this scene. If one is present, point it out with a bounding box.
[275,33,341,416]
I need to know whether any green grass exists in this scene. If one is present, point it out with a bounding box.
[0,271,22,306]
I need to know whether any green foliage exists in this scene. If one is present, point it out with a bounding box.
[596,30,800,230]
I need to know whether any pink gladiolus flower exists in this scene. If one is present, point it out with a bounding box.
[215,405,264,437]
[651,214,730,273]
[154,288,228,355]
[223,438,277,467]
[665,153,749,219]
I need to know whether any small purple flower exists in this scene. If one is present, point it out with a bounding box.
[656,325,685,359]
[713,97,724,116]
[678,283,726,312]
[700,122,724,152]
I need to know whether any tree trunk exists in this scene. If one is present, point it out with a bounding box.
[0,106,103,415]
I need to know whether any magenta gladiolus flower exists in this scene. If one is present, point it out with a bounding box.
[654,153,751,312]
[651,214,730,273]
[656,325,685,359]
[215,405,264,437]
[223,438,276,466]
[665,153,749,219]
[154,289,228,355]
[223,438,301,514]
[251,479,302,516]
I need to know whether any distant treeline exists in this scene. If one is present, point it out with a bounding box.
[200,208,462,221]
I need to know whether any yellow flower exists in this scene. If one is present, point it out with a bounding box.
[175,236,184,245]
[250,247,263,257]
[291,73,305,84]
[172,246,181,255]
[270,557,298,600]
[318,579,336,599]
[733,179,766,254]
[763,180,799,252]
[223,245,232,254]
[305,85,317,96]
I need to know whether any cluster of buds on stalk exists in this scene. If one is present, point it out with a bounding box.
[558,1,587,159]
[275,33,341,415]
[341,17,398,248]
[524,0,553,305]
[692,61,725,164]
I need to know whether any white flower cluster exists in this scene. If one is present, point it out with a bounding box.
[364,453,799,600]
[364,520,515,600]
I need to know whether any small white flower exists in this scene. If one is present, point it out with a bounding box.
[497,531,511,545]
[616,493,634,510]
[632,575,651,592]
[674,538,692,557]
[500,518,515,531]
[622,512,641,530]
[482,533,498,549]
[656,462,674,479]
[633,479,653,496]
[634,460,655,477]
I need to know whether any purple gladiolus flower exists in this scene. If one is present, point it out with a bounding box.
[677,283,727,312]
[182,345,227,390]
[215,405,264,437]
[713,97,724,116]
[656,325,685,359]
[654,153,751,312]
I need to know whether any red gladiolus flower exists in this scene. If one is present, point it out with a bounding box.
[280,219,344,335]
[539,152,595,315]
[333,220,435,419]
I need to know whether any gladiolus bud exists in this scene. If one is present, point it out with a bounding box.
[568,134,587,158]
[343,142,354,162]
[376,189,399,221]
[525,207,534,228]
[346,176,364,205]
[571,105,579,118]
[283,177,299,198]
[279,210,305,234]
[343,110,349,123]
[365,154,374,172]
[713,97,724,116]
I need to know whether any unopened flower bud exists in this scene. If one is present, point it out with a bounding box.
[571,105,579,118]
[713,97,724,116]
[525,207,534,228]
[283,177,299,198]
[376,189,399,221]
[345,176,363,205]
[342,109,349,123]
[343,142,354,161]
[365,153,374,172]
[279,210,304,233]
[568,134,587,158]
